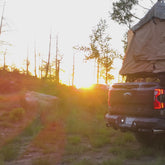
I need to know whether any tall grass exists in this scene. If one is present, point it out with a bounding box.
[0,117,42,161]
[9,107,25,122]
[1,76,164,164]
[32,158,52,165]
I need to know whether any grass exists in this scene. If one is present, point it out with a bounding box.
[1,78,165,164]
[65,143,90,155]
[9,107,25,122]
[0,121,13,128]
[88,134,111,148]
[32,158,52,165]
[67,135,81,145]
[153,158,165,165]
[0,144,19,161]
[102,158,123,165]
[0,117,43,161]
[21,117,43,137]
[73,159,94,165]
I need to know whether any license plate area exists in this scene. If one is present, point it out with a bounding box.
[125,117,135,125]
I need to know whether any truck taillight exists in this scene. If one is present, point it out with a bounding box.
[108,90,111,106]
[154,89,165,110]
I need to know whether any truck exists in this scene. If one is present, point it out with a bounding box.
[105,0,165,144]
[105,75,165,143]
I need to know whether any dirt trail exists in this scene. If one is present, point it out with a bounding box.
[5,122,66,165]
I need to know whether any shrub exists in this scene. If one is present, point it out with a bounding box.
[68,135,81,145]
[113,132,136,146]
[102,158,123,165]
[73,159,94,165]
[9,107,25,122]
[0,144,18,161]
[32,158,52,165]
[89,134,110,148]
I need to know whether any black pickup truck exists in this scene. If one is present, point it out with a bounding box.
[105,0,165,144]
[105,76,165,143]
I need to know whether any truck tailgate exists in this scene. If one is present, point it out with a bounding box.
[109,82,160,117]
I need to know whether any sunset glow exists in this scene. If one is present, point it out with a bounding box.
[0,0,126,88]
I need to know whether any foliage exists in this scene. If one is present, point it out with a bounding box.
[76,18,120,84]
[22,117,42,137]
[32,158,52,165]
[102,158,123,165]
[9,107,25,122]
[111,0,139,28]
[67,135,81,145]
[0,144,19,161]
[73,159,94,165]
[121,32,128,53]
[110,0,156,28]
[1,72,165,164]
[0,117,42,162]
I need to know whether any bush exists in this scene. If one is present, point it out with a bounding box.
[9,107,25,122]
[32,158,52,165]
[0,144,18,161]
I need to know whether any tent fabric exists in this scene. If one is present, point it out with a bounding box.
[155,61,165,73]
[120,0,165,75]
[132,0,165,31]
[126,18,165,61]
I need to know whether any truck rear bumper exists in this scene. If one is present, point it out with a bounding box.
[105,113,165,133]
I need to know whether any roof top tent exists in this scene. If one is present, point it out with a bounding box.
[120,0,165,78]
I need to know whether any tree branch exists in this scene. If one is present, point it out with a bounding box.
[137,3,150,10]
[130,12,141,20]
[149,0,155,5]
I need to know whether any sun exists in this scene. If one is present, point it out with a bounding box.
[75,81,93,89]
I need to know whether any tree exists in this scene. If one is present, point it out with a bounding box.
[55,35,63,84]
[78,19,108,84]
[88,19,107,84]
[121,32,128,53]
[74,19,105,84]
[110,0,156,28]
[101,50,121,84]
[76,19,121,84]
[110,0,157,54]
[45,34,51,78]
[89,19,122,84]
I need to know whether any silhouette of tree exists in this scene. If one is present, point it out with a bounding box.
[110,0,156,28]
[75,19,121,84]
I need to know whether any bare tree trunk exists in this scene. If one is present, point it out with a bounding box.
[72,53,75,86]
[3,49,6,70]
[41,57,43,79]
[97,59,100,84]
[34,45,37,77]
[45,34,51,78]
[105,56,108,85]
[0,0,6,36]
[105,68,108,85]
[55,35,58,82]
[26,48,29,75]
[56,60,60,84]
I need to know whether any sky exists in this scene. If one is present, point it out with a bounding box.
[0,0,154,87]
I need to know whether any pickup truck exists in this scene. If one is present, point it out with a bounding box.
[105,75,165,144]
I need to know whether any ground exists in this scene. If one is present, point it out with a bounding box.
[0,90,165,165]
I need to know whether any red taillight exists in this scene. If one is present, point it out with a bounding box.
[154,89,165,109]
[108,90,111,106]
